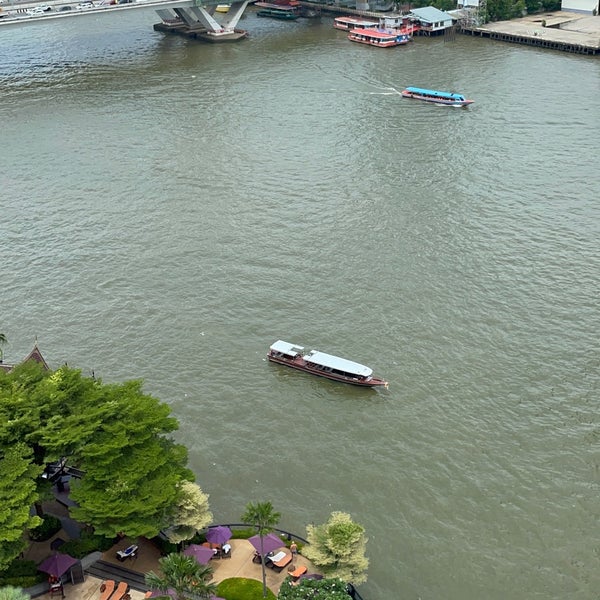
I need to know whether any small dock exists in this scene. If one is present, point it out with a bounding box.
[461,11,600,55]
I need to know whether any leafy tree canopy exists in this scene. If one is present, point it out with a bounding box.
[0,365,194,540]
[0,445,42,571]
[302,512,369,586]
[0,586,32,600]
[164,481,213,544]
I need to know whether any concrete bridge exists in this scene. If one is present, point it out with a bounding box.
[0,0,252,41]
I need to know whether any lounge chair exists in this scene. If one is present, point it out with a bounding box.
[116,544,138,561]
[289,565,307,580]
[99,580,116,600]
[270,551,292,572]
[221,543,232,559]
[111,581,129,600]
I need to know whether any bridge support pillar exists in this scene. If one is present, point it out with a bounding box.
[155,1,249,41]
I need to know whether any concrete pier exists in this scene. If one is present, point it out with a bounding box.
[461,11,600,55]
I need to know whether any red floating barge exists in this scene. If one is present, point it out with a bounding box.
[267,340,388,388]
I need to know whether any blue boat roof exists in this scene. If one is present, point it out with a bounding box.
[405,87,464,99]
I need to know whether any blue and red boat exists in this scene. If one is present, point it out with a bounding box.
[401,87,474,107]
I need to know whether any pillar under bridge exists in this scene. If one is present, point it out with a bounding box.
[154,1,249,41]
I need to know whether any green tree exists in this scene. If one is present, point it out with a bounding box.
[145,553,217,600]
[0,445,42,571]
[486,0,526,20]
[0,361,49,465]
[0,586,31,600]
[64,382,192,538]
[0,365,193,541]
[241,501,281,598]
[164,481,213,544]
[301,512,369,586]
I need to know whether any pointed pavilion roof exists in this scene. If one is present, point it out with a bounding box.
[0,339,50,373]
[21,340,50,370]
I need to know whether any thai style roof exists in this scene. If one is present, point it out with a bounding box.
[409,6,454,23]
[0,340,50,373]
[303,350,373,378]
[22,341,50,370]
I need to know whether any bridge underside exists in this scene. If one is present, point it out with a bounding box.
[154,1,249,42]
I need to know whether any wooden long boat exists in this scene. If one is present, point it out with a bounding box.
[348,29,411,48]
[333,16,380,31]
[401,86,474,107]
[267,340,388,388]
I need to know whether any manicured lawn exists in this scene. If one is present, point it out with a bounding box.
[217,577,277,600]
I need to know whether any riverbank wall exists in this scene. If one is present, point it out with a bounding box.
[460,11,600,55]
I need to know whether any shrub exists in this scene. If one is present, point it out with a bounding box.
[150,536,178,556]
[60,532,114,558]
[277,577,350,600]
[0,559,45,587]
[28,516,62,542]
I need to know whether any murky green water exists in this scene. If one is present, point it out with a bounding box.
[1,9,599,599]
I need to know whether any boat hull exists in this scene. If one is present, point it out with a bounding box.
[257,9,298,19]
[401,90,474,107]
[348,31,410,47]
[267,354,388,388]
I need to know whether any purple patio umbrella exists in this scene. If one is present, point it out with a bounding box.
[205,525,232,546]
[248,533,284,556]
[38,553,78,578]
[183,543,215,565]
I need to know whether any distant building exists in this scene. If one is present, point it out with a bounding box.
[561,0,598,13]
[0,340,50,373]
[409,6,454,33]
[456,0,480,7]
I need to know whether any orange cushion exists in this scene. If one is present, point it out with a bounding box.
[290,565,307,578]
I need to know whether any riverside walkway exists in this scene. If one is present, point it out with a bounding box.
[461,10,600,55]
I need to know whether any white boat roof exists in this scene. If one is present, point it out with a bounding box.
[304,350,373,377]
[270,340,304,356]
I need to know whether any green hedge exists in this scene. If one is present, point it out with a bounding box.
[29,515,62,542]
[60,532,114,558]
[0,559,46,587]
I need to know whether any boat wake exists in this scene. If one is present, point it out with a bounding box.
[369,86,403,96]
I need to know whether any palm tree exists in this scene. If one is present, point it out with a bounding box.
[0,333,7,363]
[241,500,281,598]
[145,553,217,600]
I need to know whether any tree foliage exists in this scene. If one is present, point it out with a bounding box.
[241,501,281,599]
[0,365,195,542]
[164,481,213,544]
[0,586,32,600]
[301,512,369,586]
[145,553,217,600]
[0,445,42,571]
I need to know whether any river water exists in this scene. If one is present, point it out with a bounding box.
[1,8,599,599]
